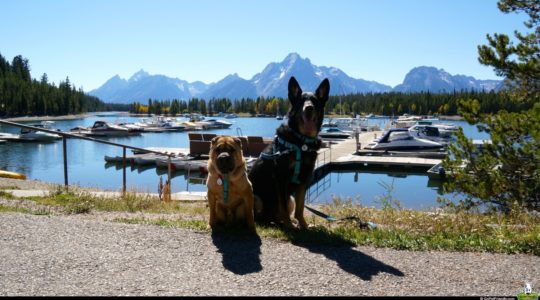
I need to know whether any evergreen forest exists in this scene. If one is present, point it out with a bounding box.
[0,53,127,117]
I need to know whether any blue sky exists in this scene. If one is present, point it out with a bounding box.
[1,0,528,92]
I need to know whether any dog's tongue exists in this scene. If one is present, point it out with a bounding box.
[303,116,315,134]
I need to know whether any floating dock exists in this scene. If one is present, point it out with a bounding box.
[312,131,445,182]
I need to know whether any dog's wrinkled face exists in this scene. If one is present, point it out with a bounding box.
[287,77,330,137]
[210,136,243,175]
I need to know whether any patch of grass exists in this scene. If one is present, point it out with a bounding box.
[114,217,208,231]
[22,187,208,215]
[0,185,20,191]
[316,198,540,255]
[0,190,15,199]
[0,203,50,215]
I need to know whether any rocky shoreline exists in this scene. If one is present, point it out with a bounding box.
[2,114,90,122]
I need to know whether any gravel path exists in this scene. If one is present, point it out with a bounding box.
[0,212,538,296]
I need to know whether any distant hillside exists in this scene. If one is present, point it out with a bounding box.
[89,53,502,104]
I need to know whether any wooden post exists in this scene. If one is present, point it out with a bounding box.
[122,146,126,194]
[62,137,68,189]
[355,130,360,153]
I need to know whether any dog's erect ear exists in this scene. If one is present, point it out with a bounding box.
[288,76,302,103]
[316,78,330,103]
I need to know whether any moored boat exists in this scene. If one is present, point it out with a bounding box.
[364,128,445,151]
[18,123,62,142]
[78,120,141,137]
[0,169,26,180]
[318,127,352,139]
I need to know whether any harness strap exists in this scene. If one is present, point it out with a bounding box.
[259,130,320,184]
[218,174,229,204]
[276,136,302,184]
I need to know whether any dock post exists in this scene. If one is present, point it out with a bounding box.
[355,130,360,153]
[122,146,126,195]
[62,137,68,190]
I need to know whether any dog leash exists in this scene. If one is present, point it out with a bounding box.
[304,204,377,229]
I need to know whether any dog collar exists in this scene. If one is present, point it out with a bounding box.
[291,129,318,146]
[218,174,229,204]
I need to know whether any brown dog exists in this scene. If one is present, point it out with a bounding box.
[207,136,255,231]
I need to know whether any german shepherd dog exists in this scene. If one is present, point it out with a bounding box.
[248,76,329,229]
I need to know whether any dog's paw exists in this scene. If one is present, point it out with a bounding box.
[297,218,309,230]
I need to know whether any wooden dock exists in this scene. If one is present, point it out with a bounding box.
[315,131,444,171]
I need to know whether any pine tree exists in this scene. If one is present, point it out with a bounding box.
[442,0,540,212]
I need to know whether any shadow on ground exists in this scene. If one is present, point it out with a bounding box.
[211,229,262,275]
[268,225,404,281]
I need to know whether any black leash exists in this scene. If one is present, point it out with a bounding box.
[304,204,377,229]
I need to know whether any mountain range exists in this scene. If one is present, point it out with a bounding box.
[89,53,502,104]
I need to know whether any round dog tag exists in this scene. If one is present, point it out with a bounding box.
[217,178,222,185]
[301,144,308,151]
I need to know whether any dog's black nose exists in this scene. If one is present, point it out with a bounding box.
[216,152,234,174]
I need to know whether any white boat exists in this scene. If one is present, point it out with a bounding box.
[19,123,62,142]
[224,113,238,119]
[408,124,456,144]
[318,127,352,139]
[158,121,186,131]
[202,119,232,129]
[117,122,145,132]
[415,120,459,138]
[84,120,140,137]
[322,116,379,132]
[364,128,445,151]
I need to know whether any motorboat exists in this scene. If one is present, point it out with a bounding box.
[158,121,186,131]
[408,124,456,144]
[415,120,459,138]
[81,120,141,137]
[117,122,145,133]
[202,119,232,129]
[390,114,423,128]
[224,113,238,119]
[318,127,352,139]
[322,116,379,132]
[364,128,445,151]
[427,139,493,180]
[18,123,62,142]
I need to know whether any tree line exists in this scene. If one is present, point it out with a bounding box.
[0,53,127,117]
[1,52,531,119]
[130,89,529,117]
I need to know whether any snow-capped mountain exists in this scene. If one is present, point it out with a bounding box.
[393,66,502,93]
[89,54,501,103]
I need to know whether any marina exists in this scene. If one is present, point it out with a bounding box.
[0,114,489,209]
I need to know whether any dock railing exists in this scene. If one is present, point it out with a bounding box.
[0,119,177,196]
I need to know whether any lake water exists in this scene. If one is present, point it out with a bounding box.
[0,113,488,210]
